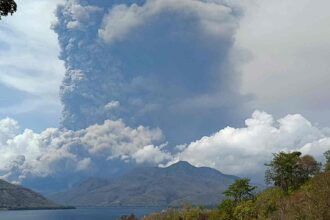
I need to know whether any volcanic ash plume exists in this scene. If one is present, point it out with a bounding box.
[54,0,247,144]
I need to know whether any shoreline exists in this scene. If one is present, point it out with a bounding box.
[0,206,76,211]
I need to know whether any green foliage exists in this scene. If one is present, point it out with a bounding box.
[143,206,209,220]
[324,150,330,172]
[324,150,330,162]
[144,150,330,220]
[287,172,330,219]
[218,199,236,220]
[325,163,330,172]
[0,0,17,19]
[233,200,257,220]
[265,151,319,192]
[223,178,256,203]
[183,206,208,220]
[265,151,301,192]
[298,154,321,179]
[254,187,286,219]
[120,214,137,220]
[207,209,222,220]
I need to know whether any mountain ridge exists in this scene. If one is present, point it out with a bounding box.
[50,161,239,207]
[0,179,68,210]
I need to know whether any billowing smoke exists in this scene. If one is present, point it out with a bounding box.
[0,117,168,191]
[54,0,247,144]
[0,0,249,192]
[0,111,329,191]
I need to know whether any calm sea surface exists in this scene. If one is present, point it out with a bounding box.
[0,207,164,220]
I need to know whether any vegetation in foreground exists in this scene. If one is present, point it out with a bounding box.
[0,0,17,19]
[137,150,330,220]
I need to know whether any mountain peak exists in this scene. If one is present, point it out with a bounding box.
[50,162,239,207]
[167,161,197,171]
[169,161,194,168]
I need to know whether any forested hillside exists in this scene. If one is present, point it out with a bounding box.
[142,150,330,220]
[0,179,64,210]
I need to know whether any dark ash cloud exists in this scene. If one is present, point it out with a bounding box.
[54,0,248,144]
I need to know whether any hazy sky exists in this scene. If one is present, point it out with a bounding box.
[0,0,330,189]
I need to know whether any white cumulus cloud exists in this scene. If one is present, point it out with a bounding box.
[169,110,330,180]
[104,101,120,112]
[0,118,19,145]
[133,144,172,164]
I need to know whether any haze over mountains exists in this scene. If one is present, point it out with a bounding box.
[50,161,239,207]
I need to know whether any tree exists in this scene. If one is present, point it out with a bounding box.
[324,150,330,172]
[298,155,321,181]
[254,187,286,219]
[0,0,17,19]
[277,172,330,219]
[223,178,256,203]
[265,151,320,193]
[218,199,236,220]
[233,200,257,220]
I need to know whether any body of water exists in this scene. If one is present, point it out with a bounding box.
[0,207,163,220]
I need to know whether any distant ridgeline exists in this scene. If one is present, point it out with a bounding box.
[50,161,240,207]
[142,151,330,220]
[0,179,71,210]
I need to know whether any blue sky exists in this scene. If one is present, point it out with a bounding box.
[0,0,330,190]
[0,0,64,131]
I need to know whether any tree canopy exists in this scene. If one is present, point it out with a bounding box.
[143,149,330,220]
[265,151,320,193]
[324,150,330,171]
[0,0,17,19]
[223,178,256,203]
